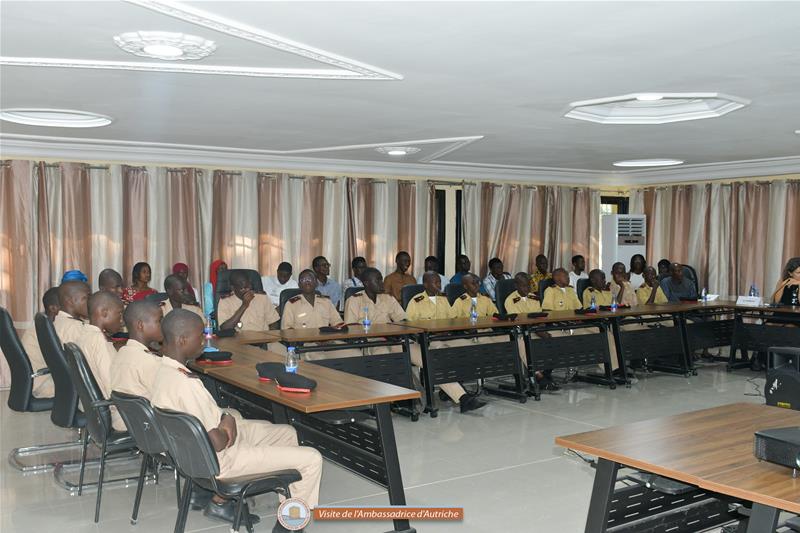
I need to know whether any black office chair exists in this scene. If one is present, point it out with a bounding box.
[278,288,303,316]
[445,283,466,305]
[576,278,591,304]
[401,284,424,310]
[344,286,364,304]
[111,391,182,525]
[154,407,302,533]
[1,307,53,413]
[682,264,699,295]
[64,343,136,523]
[35,313,85,432]
[145,292,168,303]
[215,269,265,317]
[538,278,555,301]
[494,279,517,315]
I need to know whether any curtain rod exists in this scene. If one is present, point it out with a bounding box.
[42,163,110,170]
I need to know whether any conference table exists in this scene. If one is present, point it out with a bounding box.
[556,403,800,533]
[191,338,421,533]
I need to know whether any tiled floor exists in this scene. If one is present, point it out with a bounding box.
[1,360,765,532]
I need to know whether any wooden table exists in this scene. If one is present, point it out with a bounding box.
[192,339,420,533]
[230,329,282,346]
[556,403,800,532]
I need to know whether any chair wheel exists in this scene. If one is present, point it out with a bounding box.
[609,384,617,390]
[411,413,419,422]
[130,519,137,525]
[692,370,698,375]
[430,411,438,418]
[534,394,541,401]
[519,397,528,404]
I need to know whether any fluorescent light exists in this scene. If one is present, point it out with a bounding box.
[388,149,408,156]
[142,44,184,59]
[613,159,684,167]
[0,108,112,128]
[635,93,664,101]
[375,146,421,156]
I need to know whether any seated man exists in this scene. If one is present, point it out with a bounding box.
[262,262,299,307]
[660,262,698,302]
[452,273,498,318]
[406,272,484,413]
[77,291,126,431]
[657,259,671,278]
[610,262,636,307]
[344,267,407,325]
[54,280,90,343]
[161,274,205,319]
[504,272,559,391]
[569,255,588,288]
[541,268,582,311]
[21,287,60,398]
[217,271,279,332]
[416,256,448,289]
[110,301,163,399]
[98,268,124,298]
[312,255,342,309]
[384,251,416,303]
[341,256,367,309]
[637,267,669,305]
[449,254,471,286]
[151,310,322,532]
[530,254,552,294]
[481,257,512,302]
[583,269,613,308]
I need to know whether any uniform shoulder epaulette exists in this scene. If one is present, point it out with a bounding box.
[413,294,425,302]
[288,295,301,303]
[438,292,447,297]
[178,367,200,379]
[512,296,521,303]
[528,293,537,299]
[459,293,469,300]
[317,294,330,299]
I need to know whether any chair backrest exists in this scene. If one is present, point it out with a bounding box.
[153,406,220,481]
[445,283,466,305]
[278,288,303,316]
[0,306,35,411]
[145,292,168,303]
[401,284,424,310]
[576,278,591,304]
[111,391,169,455]
[494,279,517,315]
[344,286,364,305]
[215,269,264,297]
[35,313,81,429]
[538,278,555,301]
[682,264,699,294]
[64,343,112,442]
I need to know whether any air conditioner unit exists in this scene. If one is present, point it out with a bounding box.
[601,214,646,274]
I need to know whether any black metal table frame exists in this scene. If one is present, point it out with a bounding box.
[209,378,417,533]
[729,308,800,370]
[417,326,527,418]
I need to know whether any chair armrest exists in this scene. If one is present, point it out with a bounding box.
[31,367,51,378]
[91,399,115,409]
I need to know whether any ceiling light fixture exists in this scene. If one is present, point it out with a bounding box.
[0,108,112,128]
[613,159,684,168]
[635,93,664,101]
[114,31,216,61]
[375,146,421,156]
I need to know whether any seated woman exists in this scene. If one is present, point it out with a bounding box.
[772,257,800,306]
[121,262,157,303]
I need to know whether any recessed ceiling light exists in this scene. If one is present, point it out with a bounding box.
[114,31,216,61]
[565,92,750,125]
[795,130,800,135]
[375,146,421,156]
[613,159,684,168]
[0,108,112,128]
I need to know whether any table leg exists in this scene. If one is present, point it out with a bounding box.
[375,402,416,533]
[745,502,779,533]
[609,317,631,388]
[676,312,695,375]
[584,458,619,533]
[418,332,437,418]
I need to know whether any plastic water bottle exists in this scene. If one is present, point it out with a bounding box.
[285,346,298,374]
[610,299,618,312]
[589,294,597,311]
[362,307,371,329]
[749,284,757,297]
[203,316,214,349]
[701,287,707,302]
[470,300,478,323]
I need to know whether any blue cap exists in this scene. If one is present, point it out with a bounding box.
[61,270,88,283]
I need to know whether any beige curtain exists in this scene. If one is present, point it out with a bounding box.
[166,168,204,290]
[122,166,149,285]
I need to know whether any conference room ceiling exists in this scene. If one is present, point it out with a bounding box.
[1,1,799,183]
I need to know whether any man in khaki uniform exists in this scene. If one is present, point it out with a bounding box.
[383,251,416,303]
[610,262,637,308]
[161,275,205,320]
[54,281,90,344]
[76,291,125,431]
[280,269,358,361]
[22,287,60,398]
[151,310,322,532]
[98,268,124,298]
[406,272,485,413]
[344,268,406,356]
[111,301,163,399]
[541,269,582,311]
[218,271,279,332]
[581,270,621,371]
[636,267,669,305]
[451,273,498,318]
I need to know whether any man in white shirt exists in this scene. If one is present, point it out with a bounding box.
[261,262,299,306]
[341,256,367,310]
[416,256,448,290]
[569,254,589,288]
[481,257,512,301]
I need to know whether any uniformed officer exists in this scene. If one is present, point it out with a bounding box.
[406,271,485,413]
[76,291,125,431]
[451,273,498,317]
[161,274,205,319]
[343,268,406,325]
[218,271,279,332]
[610,262,637,307]
[150,310,322,533]
[636,266,669,305]
[21,287,60,398]
[54,280,90,343]
[110,301,163,399]
[541,268,582,311]
[98,268,124,299]
[582,269,614,308]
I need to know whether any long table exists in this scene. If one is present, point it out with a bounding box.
[191,338,421,533]
[556,403,800,533]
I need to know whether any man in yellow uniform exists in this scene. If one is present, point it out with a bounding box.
[160,275,205,319]
[280,269,357,360]
[218,271,279,332]
[407,272,485,413]
[609,262,637,307]
[541,269,582,311]
[344,268,406,325]
[76,291,126,431]
[54,281,90,344]
[22,287,60,398]
[582,269,614,308]
[451,273,498,318]
[151,309,322,532]
[383,251,417,303]
[110,301,163,399]
[636,267,669,305]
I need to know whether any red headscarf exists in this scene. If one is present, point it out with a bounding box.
[209,260,227,292]
[172,262,194,295]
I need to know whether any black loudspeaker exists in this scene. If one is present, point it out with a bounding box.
[754,427,800,470]
[768,347,800,372]
[765,368,800,410]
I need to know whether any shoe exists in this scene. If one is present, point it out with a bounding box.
[459,393,487,413]
[189,486,213,511]
[438,390,450,402]
[538,378,561,392]
[273,520,303,532]
[203,499,261,525]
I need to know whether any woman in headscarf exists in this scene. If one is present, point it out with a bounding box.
[172,262,198,302]
[209,259,228,293]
